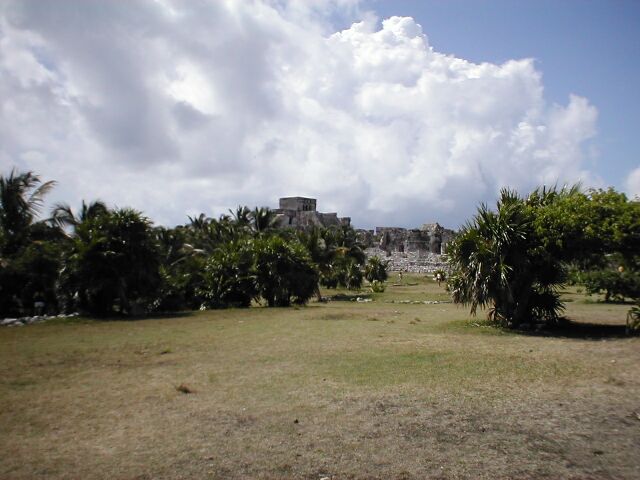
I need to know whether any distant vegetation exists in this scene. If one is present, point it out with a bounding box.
[447,186,640,331]
[1,169,638,331]
[0,169,374,317]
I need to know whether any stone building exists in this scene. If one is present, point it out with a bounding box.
[358,223,456,273]
[272,196,455,273]
[358,223,455,255]
[273,197,351,229]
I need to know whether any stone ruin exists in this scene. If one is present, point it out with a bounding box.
[272,196,455,273]
[274,197,351,229]
[358,223,455,273]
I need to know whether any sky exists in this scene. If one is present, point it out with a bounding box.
[1,0,639,230]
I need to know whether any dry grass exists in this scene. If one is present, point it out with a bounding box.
[1,275,639,479]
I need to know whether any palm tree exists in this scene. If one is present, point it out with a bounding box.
[254,235,318,307]
[364,256,389,283]
[63,207,162,316]
[229,205,251,232]
[50,200,109,232]
[250,207,277,235]
[298,226,334,298]
[187,213,211,231]
[447,189,564,327]
[185,213,232,254]
[0,169,56,254]
[334,224,366,265]
[200,239,257,309]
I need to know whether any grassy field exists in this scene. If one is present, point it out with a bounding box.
[1,275,639,479]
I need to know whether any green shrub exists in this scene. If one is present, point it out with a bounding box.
[344,260,363,290]
[254,236,318,307]
[62,208,161,316]
[583,269,640,302]
[627,304,640,335]
[199,240,256,308]
[364,256,389,283]
[369,280,386,293]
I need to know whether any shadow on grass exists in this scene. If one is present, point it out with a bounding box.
[518,319,631,341]
[443,318,632,340]
[580,298,636,305]
[328,293,371,301]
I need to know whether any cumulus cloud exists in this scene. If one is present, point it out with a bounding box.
[0,0,599,228]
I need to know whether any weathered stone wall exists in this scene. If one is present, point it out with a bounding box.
[279,197,316,211]
[295,211,344,228]
[376,227,428,252]
[273,197,351,229]
[356,229,374,246]
[361,224,456,255]
[365,247,448,273]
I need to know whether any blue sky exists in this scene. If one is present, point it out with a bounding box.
[364,0,640,188]
[1,0,639,228]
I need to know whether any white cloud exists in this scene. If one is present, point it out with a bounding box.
[625,166,640,200]
[0,0,599,228]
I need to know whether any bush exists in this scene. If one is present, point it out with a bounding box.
[582,269,640,302]
[254,236,318,307]
[200,240,256,308]
[447,188,565,327]
[626,304,640,335]
[364,256,388,283]
[344,260,363,290]
[62,208,161,316]
[319,269,340,289]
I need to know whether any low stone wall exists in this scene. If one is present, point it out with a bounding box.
[364,247,448,273]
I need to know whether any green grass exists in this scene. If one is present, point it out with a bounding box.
[1,277,638,479]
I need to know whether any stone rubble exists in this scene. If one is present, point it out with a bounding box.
[0,313,79,327]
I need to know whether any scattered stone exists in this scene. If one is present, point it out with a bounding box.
[176,383,194,394]
[1,313,82,327]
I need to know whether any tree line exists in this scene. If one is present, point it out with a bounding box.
[3,168,637,330]
[0,169,388,317]
[447,186,640,330]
